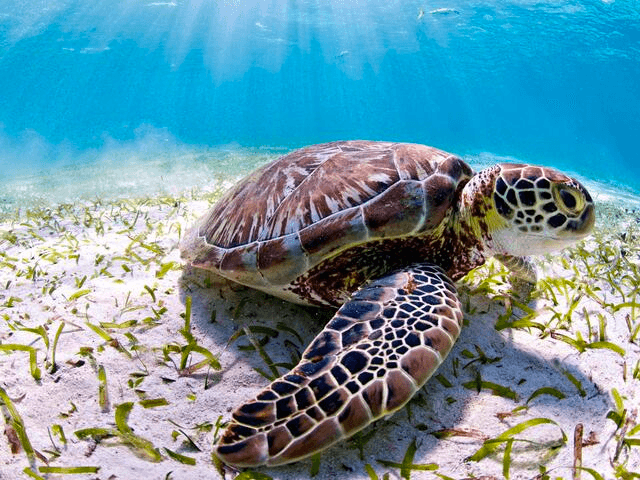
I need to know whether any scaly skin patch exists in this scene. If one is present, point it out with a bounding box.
[216,265,462,467]
[288,214,484,307]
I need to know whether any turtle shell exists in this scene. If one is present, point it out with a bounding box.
[181,141,473,303]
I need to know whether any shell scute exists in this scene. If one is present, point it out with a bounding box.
[362,180,425,236]
[257,234,307,285]
[298,207,366,258]
[218,242,267,286]
[419,174,458,231]
[265,145,400,240]
[220,243,258,272]
[393,143,439,180]
[188,241,224,271]
[192,141,467,249]
[436,154,474,180]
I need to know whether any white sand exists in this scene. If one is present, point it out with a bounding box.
[1,178,639,479]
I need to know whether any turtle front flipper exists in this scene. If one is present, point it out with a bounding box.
[215,264,464,468]
[494,254,538,301]
[494,254,537,284]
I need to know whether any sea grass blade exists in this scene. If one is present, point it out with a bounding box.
[468,417,567,462]
[0,344,41,380]
[164,447,196,465]
[38,466,100,474]
[0,386,36,463]
[48,322,65,373]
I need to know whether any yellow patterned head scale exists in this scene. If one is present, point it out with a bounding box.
[481,163,595,257]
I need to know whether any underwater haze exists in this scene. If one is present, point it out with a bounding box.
[1,0,639,205]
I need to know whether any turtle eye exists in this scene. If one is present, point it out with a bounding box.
[554,185,584,215]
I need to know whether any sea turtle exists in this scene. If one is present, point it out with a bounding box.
[180,140,595,468]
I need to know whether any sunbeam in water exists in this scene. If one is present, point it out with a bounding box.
[0,0,639,201]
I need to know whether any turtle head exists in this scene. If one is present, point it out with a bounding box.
[478,164,595,257]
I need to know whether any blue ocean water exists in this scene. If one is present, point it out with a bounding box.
[0,0,639,205]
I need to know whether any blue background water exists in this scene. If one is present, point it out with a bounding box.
[0,0,639,196]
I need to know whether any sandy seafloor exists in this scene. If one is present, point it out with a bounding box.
[1,151,639,480]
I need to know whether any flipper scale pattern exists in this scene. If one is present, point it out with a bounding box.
[216,264,464,467]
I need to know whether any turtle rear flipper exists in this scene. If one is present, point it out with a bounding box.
[215,264,464,467]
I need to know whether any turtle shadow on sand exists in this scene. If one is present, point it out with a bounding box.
[178,267,611,477]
